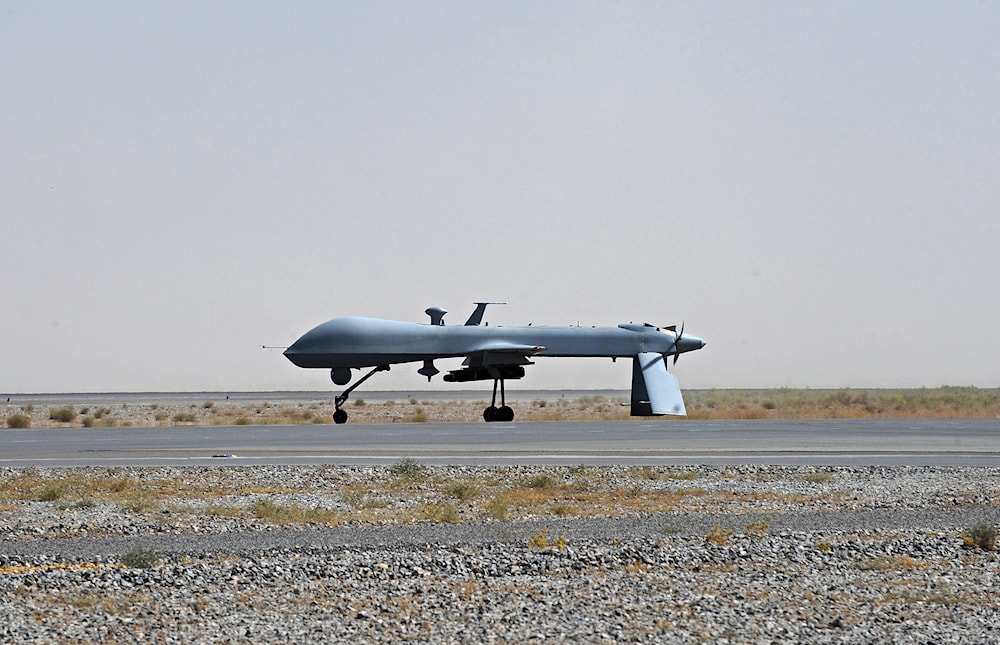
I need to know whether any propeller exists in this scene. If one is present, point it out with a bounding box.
[664,322,685,365]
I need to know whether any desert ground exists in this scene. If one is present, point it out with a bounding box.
[5,387,999,429]
[2,388,999,643]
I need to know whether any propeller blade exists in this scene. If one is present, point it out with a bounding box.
[672,322,685,366]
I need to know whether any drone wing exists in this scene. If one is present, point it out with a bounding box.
[463,342,546,367]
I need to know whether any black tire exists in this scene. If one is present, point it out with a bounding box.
[483,406,499,422]
[498,405,515,422]
[333,409,349,425]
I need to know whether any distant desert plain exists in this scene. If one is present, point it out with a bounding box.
[4,387,999,429]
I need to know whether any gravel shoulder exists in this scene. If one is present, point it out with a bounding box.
[2,464,1000,643]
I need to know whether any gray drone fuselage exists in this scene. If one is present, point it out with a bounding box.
[283,305,705,420]
[284,317,700,368]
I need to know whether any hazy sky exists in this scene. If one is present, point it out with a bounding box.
[3,2,998,393]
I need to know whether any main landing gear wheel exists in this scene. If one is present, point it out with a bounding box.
[483,405,514,422]
[483,378,515,422]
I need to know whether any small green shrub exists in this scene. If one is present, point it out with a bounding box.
[248,499,338,523]
[49,407,77,423]
[419,501,460,523]
[250,499,280,519]
[634,466,660,481]
[483,496,509,521]
[36,480,69,502]
[172,412,196,423]
[342,489,388,510]
[121,495,157,513]
[6,414,30,429]
[964,522,998,551]
[445,480,482,502]
[525,473,558,489]
[81,416,95,427]
[548,502,574,516]
[389,457,428,481]
[663,470,700,481]
[800,471,835,484]
[122,546,160,569]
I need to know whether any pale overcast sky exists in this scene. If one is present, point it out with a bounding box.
[2,2,998,393]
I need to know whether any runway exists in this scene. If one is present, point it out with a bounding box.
[2,418,998,467]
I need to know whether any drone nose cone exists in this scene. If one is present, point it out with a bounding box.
[676,334,706,354]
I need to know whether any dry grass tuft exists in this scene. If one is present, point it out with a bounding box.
[482,495,509,521]
[859,555,931,571]
[527,529,567,550]
[799,471,836,484]
[963,522,998,551]
[249,498,340,524]
[443,480,482,502]
[418,501,460,523]
[705,525,733,546]
[5,413,30,428]
[744,520,769,539]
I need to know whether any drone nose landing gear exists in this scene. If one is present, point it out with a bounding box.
[483,377,515,422]
[332,365,389,424]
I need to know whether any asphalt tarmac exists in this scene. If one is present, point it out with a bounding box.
[2,418,998,468]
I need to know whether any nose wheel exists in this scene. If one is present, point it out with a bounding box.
[483,378,515,422]
[332,365,389,424]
